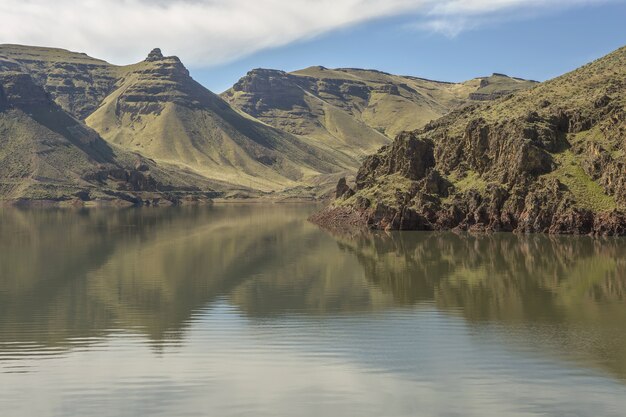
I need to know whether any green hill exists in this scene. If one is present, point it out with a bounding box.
[0,55,218,205]
[86,49,353,192]
[0,43,537,201]
[0,44,122,120]
[0,45,357,195]
[222,66,537,152]
[313,46,626,235]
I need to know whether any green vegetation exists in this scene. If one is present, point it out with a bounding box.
[546,150,617,212]
[450,171,489,194]
[222,67,536,159]
[322,45,626,234]
[340,174,415,207]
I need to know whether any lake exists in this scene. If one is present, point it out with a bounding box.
[1,204,625,417]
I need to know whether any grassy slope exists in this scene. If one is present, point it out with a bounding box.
[0,61,220,201]
[1,45,356,194]
[0,44,124,120]
[86,57,354,193]
[292,67,537,136]
[450,48,624,210]
[224,66,537,161]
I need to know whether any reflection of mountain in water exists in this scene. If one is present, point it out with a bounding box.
[1,206,626,381]
[335,231,626,380]
[0,206,392,351]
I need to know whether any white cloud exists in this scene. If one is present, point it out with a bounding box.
[0,0,618,66]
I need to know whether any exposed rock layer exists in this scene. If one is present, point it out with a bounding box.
[313,46,626,235]
[222,67,537,160]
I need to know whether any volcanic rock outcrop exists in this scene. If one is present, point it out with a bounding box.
[313,46,626,235]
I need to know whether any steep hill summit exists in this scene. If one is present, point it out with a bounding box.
[0,55,218,204]
[86,49,353,192]
[313,46,626,235]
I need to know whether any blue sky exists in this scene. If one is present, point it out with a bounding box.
[1,0,625,92]
[193,2,626,92]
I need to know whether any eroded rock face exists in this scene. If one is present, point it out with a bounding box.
[225,68,371,136]
[83,168,159,192]
[0,85,7,110]
[335,177,354,199]
[146,48,165,62]
[0,72,51,108]
[313,46,626,235]
[0,47,118,120]
[356,133,435,189]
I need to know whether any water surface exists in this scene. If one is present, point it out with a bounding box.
[1,205,626,416]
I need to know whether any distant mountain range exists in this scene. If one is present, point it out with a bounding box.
[223,66,535,144]
[0,44,538,205]
[312,46,626,235]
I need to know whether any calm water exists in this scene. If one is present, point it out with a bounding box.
[1,205,626,417]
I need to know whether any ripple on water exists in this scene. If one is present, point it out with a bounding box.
[1,206,626,416]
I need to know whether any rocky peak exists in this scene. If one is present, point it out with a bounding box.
[115,49,210,114]
[146,48,164,62]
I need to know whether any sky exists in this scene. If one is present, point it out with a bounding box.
[1,0,625,92]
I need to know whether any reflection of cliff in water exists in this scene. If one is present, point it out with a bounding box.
[2,206,626,381]
[335,231,626,380]
[0,206,392,353]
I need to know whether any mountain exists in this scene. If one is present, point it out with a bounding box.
[0,45,361,193]
[222,66,537,155]
[312,46,626,235]
[0,43,536,201]
[0,54,218,205]
[86,49,354,192]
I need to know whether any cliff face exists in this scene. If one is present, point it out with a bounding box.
[313,46,626,235]
[0,45,359,198]
[223,68,392,161]
[114,49,215,114]
[0,44,119,120]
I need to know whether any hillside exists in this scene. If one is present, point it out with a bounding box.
[0,44,121,120]
[86,49,353,192]
[313,46,626,235]
[0,43,537,199]
[0,55,219,205]
[222,66,537,152]
[0,45,358,194]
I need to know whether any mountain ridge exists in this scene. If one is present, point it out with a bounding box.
[222,65,537,154]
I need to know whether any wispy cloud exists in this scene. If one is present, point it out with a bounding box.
[416,0,618,37]
[0,0,618,66]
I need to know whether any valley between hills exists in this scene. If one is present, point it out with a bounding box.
[0,43,535,204]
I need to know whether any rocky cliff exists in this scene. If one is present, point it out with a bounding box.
[0,44,539,200]
[313,46,626,235]
[0,44,120,120]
